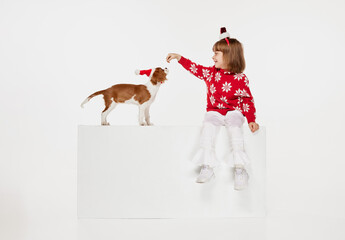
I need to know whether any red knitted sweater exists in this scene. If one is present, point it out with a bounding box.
[178,56,256,123]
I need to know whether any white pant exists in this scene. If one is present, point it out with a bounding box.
[192,110,250,168]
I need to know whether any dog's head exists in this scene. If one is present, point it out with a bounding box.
[150,67,169,85]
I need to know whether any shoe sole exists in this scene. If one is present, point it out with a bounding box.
[234,186,247,191]
[234,182,248,190]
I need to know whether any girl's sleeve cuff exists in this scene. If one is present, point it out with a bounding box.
[246,116,256,124]
[178,56,187,65]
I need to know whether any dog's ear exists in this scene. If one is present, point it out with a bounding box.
[150,68,166,85]
[150,68,158,85]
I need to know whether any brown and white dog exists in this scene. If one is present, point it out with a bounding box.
[81,67,168,126]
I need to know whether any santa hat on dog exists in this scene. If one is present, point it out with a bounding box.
[135,69,154,77]
[219,27,230,46]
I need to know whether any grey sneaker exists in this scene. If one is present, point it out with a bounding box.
[196,165,215,183]
[234,167,249,190]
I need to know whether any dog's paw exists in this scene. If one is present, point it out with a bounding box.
[140,122,147,126]
[102,122,110,126]
[147,122,154,126]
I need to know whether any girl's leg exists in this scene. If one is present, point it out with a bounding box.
[193,111,224,183]
[225,110,249,190]
[224,110,249,167]
[192,111,223,168]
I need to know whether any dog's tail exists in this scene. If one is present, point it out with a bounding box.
[80,90,105,108]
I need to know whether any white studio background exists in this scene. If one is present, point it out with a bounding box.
[1,0,345,239]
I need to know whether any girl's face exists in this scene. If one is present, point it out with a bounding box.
[212,51,226,69]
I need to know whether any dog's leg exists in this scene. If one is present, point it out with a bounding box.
[145,104,153,126]
[101,101,117,126]
[138,105,147,126]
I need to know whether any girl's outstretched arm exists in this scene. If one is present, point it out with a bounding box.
[167,53,213,81]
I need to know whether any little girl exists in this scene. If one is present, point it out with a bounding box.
[166,27,259,190]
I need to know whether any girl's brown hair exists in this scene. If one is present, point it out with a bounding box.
[213,38,245,73]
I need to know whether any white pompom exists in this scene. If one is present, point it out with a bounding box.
[135,69,140,75]
[219,32,230,40]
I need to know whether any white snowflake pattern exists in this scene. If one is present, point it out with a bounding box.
[210,84,216,94]
[209,95,215,105]
[206,73,213,82]
[243,103,250,112]
[217,103,226,109]
[222,82,232,92]
[234,89,243,96]
[215,72,221,82]
[238,98,243,105]
[190,64,197,74]
[242,89,250,97]
[220,96,228,103]
[234,73,245,80]
[234,89,250,97]
[235,106,243,113]
[244,76,249,86]
[202,69,210,79]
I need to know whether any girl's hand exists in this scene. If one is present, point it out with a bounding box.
[248,122,259,133]
[166,53,181,63]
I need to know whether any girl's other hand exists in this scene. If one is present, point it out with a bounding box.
[248,122,259,133]
[166,53,181,63]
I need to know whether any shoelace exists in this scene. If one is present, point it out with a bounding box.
[235,169,248,182]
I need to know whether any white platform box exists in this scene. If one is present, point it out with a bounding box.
[78,125,266,218]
